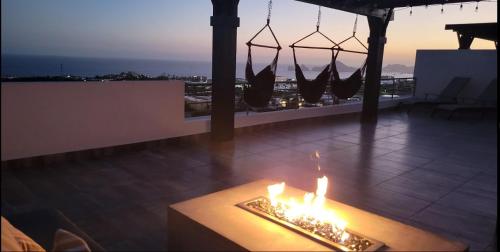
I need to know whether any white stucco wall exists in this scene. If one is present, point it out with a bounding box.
[413,50,497,99]
[1,81,204,160]
[2,81,407,161]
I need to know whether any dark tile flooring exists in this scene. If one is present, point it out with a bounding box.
[1,110,497,251]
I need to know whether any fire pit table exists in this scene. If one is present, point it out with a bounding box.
[168,179,468,251]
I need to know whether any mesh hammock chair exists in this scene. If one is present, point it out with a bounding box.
[330,52,367,99]
[244,47,279,107]
[289,6,337,104]
[243,1,281,108]
[293,48,334,103]
[330,15,368,99]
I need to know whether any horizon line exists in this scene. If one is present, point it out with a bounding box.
[1,53,416,67]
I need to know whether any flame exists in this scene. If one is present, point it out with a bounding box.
[316,176,328,197]
[267,182,285,206]
[341,232,350,242]
[266,175,349,242]
[314,151,321,171]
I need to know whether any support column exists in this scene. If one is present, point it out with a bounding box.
[361,10,392,123]
[457,33,474,49]
[210,0,239,141]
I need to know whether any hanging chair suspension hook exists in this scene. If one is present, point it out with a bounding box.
[352,14,358,36]
[316,6,321,31]
[266,0,272,25]
[246,0,281,50]
[336,14,368,51]
[289,5,340,49]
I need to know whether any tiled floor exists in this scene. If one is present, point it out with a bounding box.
[1,110,497,251]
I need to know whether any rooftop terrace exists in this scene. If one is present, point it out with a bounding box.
[1,109,496,251]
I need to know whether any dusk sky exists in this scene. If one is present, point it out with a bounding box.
[1,0,497,66]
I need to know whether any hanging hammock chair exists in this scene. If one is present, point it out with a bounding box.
[290,6,337,104]
[244,46,279,107]
[330,52,367,99]
[330,15,369,99]
[292,48,334,103]
[243,0,281,108]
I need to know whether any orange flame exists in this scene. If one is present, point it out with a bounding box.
[315,151,321,171]
[267,182,285,206]
[266,175,348,236]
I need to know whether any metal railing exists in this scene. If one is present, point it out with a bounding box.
[379,77,416,99]
[185,77,416,117]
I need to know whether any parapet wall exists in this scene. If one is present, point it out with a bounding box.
[414,50,497,99]
[2,81,406,161]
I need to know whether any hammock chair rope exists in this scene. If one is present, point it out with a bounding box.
[267,0,272,24]
[353,14,358,36]
[316,6,321,30]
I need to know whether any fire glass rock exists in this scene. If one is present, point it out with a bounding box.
[246,197,373,251]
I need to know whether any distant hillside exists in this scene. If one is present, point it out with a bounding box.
[288,61,356,72]
[383,64,414,74]
[331,61,357,72]
[288,64,310,71]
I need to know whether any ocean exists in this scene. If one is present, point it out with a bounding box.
[1,54,412,80]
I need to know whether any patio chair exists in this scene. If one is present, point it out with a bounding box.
[432,78,497,119]
[406,77,470,112]
[4,208,105,251]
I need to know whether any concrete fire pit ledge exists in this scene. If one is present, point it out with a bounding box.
[168,179,468,251]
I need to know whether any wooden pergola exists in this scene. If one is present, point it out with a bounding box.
[445,22,497,49]
[209,0,487,141]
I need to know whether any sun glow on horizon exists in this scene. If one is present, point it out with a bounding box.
[1,0,496,66]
